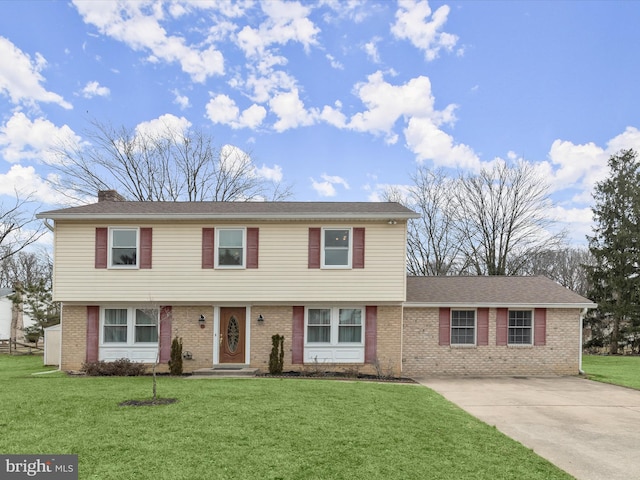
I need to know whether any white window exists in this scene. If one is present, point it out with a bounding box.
[306,308,363,345]
[508,310,533,345]
[451,310,476,345]
[109,228,138,268]
[322,228,351,268]
[102,307,158,345]
[216,228,245,268]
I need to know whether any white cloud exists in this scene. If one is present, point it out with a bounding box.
[363,38,381,63]
[391,0,458,61]
[270,89,318,132]
[0,112,81,164]
[172,89,190,109]
[0,36,72,109]
[72,1,225,83]
[81,80,110,98]
[310,173,349,197]
[235,0,319,58]
[205,94,267,129]
[0,164,74,205]
[326,53,343,69]
[135,113,192,138]
[256,164,283,182]
[404,116,480,170]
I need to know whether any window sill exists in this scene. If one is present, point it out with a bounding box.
[449,344,476,349]
[506,344,534,348]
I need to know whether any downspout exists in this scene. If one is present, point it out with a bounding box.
[579,308,587,375]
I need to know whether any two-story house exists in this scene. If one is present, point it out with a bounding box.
[37,192,595,377]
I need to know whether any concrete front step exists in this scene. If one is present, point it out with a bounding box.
[190,367,259,378]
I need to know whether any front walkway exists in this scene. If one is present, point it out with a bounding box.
[416,376,640,480]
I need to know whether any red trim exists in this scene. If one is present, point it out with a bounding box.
[95,228,107,269]
[247,228,259,269]
[86,306,100,363]
[308,228,320,268]
[353,228,365,268]
[477,308,489,346]
[534,308,547,346]
[202,228,215,269]
[292,306,305,364]
[365,306,377,363]
[159,306,172,363]
[439,307,451,346]
[496,308,508,346]
[140,228,152,269]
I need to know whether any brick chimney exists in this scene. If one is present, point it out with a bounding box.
[98,190,126,202]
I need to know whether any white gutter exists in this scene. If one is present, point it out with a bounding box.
[579,308,587,375]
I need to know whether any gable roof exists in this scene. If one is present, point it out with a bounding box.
[37,201,419,222]
[405,276,596,308]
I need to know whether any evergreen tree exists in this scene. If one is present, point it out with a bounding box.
[586,149,640,354]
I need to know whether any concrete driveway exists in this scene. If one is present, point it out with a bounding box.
[417,376,640,480]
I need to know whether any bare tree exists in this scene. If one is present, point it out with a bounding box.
[523,247,593,296]
[0,248,53,289]
[386,168,466,275]
[455,161,565,276]
[49,120,292,202]
[0,192,46,263]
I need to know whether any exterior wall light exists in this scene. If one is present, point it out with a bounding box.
[257,314,264,322]
[182,351,193,360]
[199,314,206,329]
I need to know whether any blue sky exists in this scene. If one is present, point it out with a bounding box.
[1,0,640,246]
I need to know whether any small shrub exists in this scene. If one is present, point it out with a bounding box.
[81,358,147,376]
[168,336,183,376]
[268,334,284,374]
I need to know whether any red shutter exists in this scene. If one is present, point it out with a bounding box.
[477,308,489,346]
[159,306,172,363]
[292,306,305,364]
[308,228,320,268]
[247,228,259,269]
[534,308,547,346]
[439,307,450,346]
[86,306,100,363]
[202,228,215,269]
[95,228,107,269]
[140,228,152,269]
[496,308,508,346]
[365,306,377,363]
[353,227,365,269]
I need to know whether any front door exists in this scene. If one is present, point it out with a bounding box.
[219,307,246,364]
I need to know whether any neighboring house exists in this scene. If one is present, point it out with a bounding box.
[36,192,596,376]
[0,288,35,342]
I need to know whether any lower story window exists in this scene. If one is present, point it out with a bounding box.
[508,310,532,345]
[451,310,476,345]
[304,307,364,363]
[102,307,158,345]
[306,307,363,345]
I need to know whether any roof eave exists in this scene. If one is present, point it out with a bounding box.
[36,212,420,221]
[403,302,598,309]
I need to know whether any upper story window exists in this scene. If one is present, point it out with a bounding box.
[508,310,533,345]
[322,228,351,268]
[216,228,245,268]
[451,310,476,345]
[110,228,138,268]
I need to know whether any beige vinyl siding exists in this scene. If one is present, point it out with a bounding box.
[52,221,408,303]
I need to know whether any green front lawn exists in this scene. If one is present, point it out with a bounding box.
[583,354,640,390]
[0,356,571,480]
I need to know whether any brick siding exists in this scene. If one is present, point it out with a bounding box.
[401,307,581,376]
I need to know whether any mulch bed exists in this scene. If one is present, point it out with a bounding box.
[257,371,417,384]
[119,398,178,407]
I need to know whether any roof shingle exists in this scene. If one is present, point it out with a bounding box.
[406,276,595,307]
